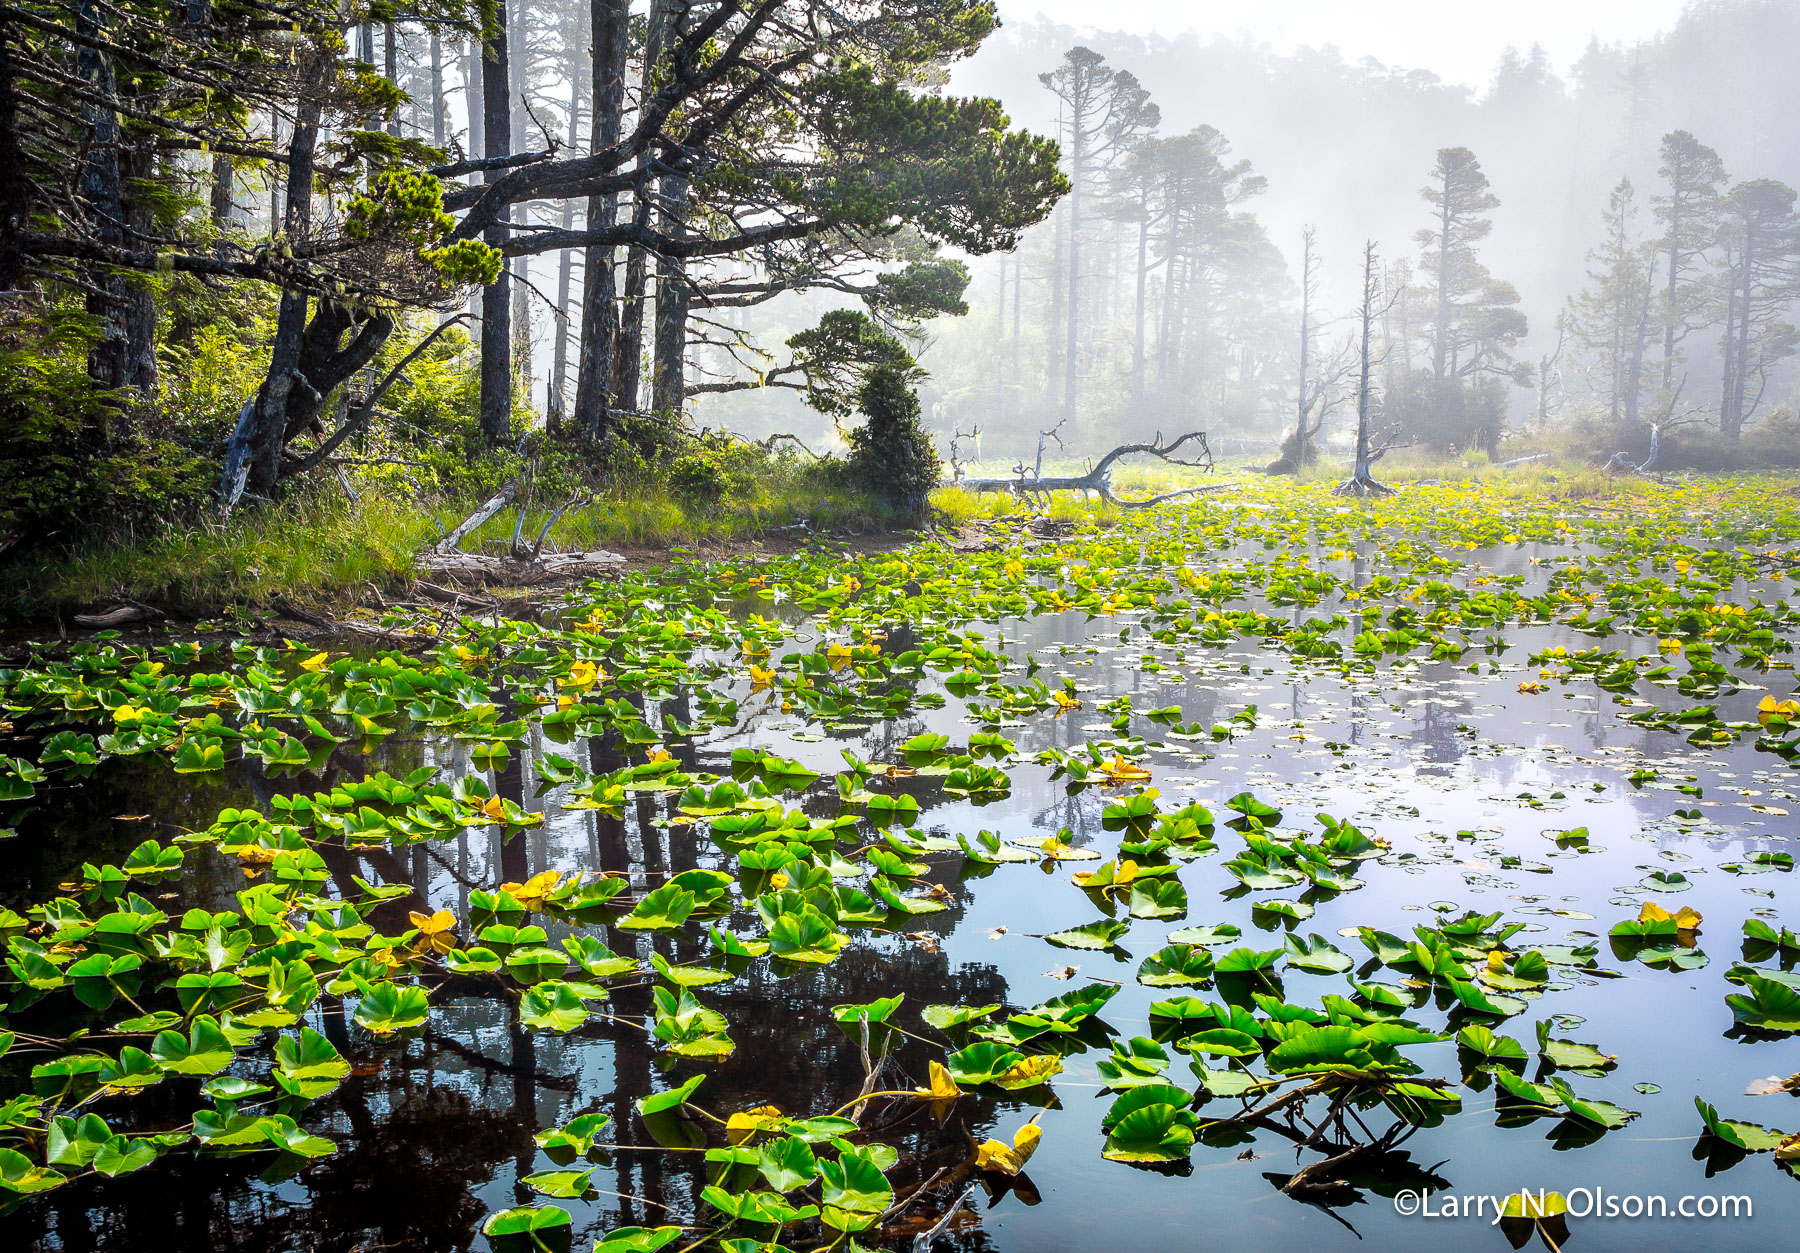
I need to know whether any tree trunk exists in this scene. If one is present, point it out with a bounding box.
[546,49,585,434]
[1727,224,1755,442]
[1339,242,1392,497]
[76,0,126,396]
[478,2,513,446]
[429,32,446,148]
[1433,170,1451,381]
[118,142,158,395]
[0,38,28,293]
[465,37,483,163]
[1131,188,1149,405]
[209,152,235,227]
[1296,232,1312,464]
[611,0,670,420]
[650,170,691,415]
[384,23,399,136]
[1062,104,1083,427]
[573,0,628,439]
[1156,177,1182,397]
[230,56,327,505]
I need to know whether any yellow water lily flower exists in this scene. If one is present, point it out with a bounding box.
[409,909,457,954]
[915,1061,962,1103]
[975,1115,1042,1175]
[1639,901,1701,932]
[501,870,561,909]
[726,1105,783,1145]
[1099,755,1151,783]
[1758,695,1800,723]
[558,659,606,691]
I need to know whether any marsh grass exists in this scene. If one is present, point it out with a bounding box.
[10,459,1795,622]
[0,477,905,620]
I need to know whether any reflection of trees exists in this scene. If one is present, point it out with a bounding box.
[23,1055,528,1253]
[15,654,1038,1250]
[1407,665,1475,771]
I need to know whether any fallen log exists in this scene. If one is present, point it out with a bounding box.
[416,549,626,586]
[432,481,520,555]
[954,431,1222,507]
[72,603,163,629]
[419,481,622,586]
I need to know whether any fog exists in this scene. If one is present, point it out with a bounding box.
[695,0,1800,467]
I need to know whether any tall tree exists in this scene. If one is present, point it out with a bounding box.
[1417,147,1505,381]
[1715,178,1800,441]
[1339,241,1398,497]
[546,18,587,434]
[1570,178,1656,429]
[1653,130,1728,392]
[1039,48,1157,428]
[478,0,513,445]
[571,0,630,439]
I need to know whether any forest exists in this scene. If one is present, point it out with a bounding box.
[2,3,1800,1253]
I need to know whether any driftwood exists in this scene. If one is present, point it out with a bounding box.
[431,480,520,555]
[417,484,623,585]
[1493,452,1551,469]
[955,431,1224,508]
[415,548,626,585]
[72,602,163,629]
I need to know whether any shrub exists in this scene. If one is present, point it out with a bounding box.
[846,365,939,524]
[669,442,759,510]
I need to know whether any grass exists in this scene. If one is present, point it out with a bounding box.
[12,452,1795,623]
[0,497,430,621]
[0,476,909,621]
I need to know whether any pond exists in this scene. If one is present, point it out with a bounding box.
[3,480,1800,1253]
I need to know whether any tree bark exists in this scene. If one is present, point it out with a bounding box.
[650,170,691,415]
[206,149,235,227]
[478,2,514,446]
[572,0,628,439]
[75,0,127,396]
[1131,185,1148,405]
[1062,98,1083,427]
[230,52,327,506]
[612,0,671,420]
[429,32,446,148]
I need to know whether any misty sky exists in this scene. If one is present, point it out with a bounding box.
[1000,1,1692,88]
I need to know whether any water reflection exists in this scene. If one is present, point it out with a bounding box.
[5,539,1800,1252]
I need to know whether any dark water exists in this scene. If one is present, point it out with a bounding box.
[6,542,1800,1253]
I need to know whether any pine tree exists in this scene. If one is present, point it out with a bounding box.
[1716,179,1800,441]
[1415,147,1526,384]
[1039,49,1158,431]
[1570,179,1656,431]
[1652,131,1728,391]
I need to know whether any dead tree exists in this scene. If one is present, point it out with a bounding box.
[1268,227,1328,476]
[1608,374,1706,476]
[1336,242,1404,497]
[958,431,1221,508]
